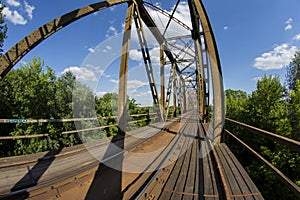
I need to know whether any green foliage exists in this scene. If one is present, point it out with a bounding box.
[0,0,7,54]
[0,57,160,158]
[0,58,81,156]
[94,93,152,136]
[225,75,300,200]
[289,80,300,141]
[225,89,248,120]
[286,51,300,91]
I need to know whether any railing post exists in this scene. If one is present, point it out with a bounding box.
[118,2,134,134]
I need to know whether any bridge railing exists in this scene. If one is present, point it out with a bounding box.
[224,118,300,198]
[0,113,158,140]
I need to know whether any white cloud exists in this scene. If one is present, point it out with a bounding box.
[88,48,95,53]
[285,18,293,31]
[2,7,27,25]
[286,18,293,24]
[129,47,160,63]
[285,24,293,31]
[171,2,192,30]
[96,91,108,97]
[103,45,112,53]
[108,79,148,91]
[293,34,300,41]
[129,49,143,62]
[106,26,118,38]
[109,79,118,83]
[106,45,112,50]
[6,0,20,7]
[24,1,35,19]
[62,65,104,82]
[127,80,148,89]
[63,66,97,82]
[252,77,262,82]
[254,43,298,70]
[224,26,228,30]
[85,64,105,75]
[137,91,152,97]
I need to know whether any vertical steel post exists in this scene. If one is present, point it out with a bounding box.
[191,0,225,143]
[160,45,165,121]
[188,0,206,122]
[173,75,177,118]
[165,63,175,120]
[133,4,162,121]
[182,79,187,113]
[118,2,134,133]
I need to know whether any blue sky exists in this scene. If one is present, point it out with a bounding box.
[2,0,300,106]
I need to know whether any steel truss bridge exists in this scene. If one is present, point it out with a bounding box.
[0,0,299,199]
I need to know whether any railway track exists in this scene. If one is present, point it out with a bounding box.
[0,114,188,199]
[0,112,263,200]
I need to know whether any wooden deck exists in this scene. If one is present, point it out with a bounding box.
[136,116,264,200]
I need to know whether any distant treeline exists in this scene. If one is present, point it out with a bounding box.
[0,57,152,157]
[224,51,300,199]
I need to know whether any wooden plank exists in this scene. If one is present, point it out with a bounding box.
[221,144,264,200]
[217,144,252,200]
[215,144,244,200]
[171,137,193,199]
[202,141,219,199]
[183,129,198,200]
[193,128,202,200]
[159,124,192,200]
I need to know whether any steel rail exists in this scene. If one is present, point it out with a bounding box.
[226,118,300,153]
[225,129,300,199]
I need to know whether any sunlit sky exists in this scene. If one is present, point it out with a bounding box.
[2,0,300,105]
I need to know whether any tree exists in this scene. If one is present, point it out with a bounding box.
[247,75,287,133]
[290,80,300,141]
[0,0,7,54]
[286,51,300,91]
[225,89,248,121]
[225,75,300,199]
[0,58,84,156]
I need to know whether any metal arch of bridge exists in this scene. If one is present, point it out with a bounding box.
[0,0,224,142]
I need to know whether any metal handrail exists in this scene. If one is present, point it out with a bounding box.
[0,113,156,124]
[224,129,300,198]
[226,118,300,153]
[0,117,157,140]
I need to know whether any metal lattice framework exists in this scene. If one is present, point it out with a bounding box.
[0,0,224,143]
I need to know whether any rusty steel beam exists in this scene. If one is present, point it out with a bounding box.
[162,0,181,36]
[118,2,134,132]
[143,2,191,32]
[164,63,176,120]
[173,76,177,118]
[0,0,129,78]
[135,0,181,74]
[160,45,166,120]
[182,81,187,113]
[167,39,195,59]
[189,0,224,143]
[188,0,207,122]
[132,3,162,120]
